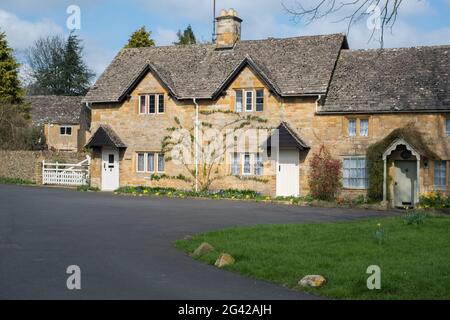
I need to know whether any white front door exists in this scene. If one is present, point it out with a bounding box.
[394,160,417,207]
[276,149,300,197]
[101,148,119,191]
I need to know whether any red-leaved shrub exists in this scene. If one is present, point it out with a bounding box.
[308,145,342,201]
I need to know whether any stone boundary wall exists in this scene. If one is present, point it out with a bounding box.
[0,150,87,184]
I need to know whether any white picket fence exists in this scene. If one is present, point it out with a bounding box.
[42,156,91,186]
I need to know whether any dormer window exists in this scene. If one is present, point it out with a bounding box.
[235,89,264,112]
[139,94,165,115]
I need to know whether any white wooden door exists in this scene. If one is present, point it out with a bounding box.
[276,149,300,197]
[101,148,119,191]
[394,161,417,207]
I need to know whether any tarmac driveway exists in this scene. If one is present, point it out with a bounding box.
[0,185,396,299]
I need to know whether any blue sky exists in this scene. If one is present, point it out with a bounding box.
[1,0,450,78]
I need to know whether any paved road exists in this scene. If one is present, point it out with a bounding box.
[0,185,396,300]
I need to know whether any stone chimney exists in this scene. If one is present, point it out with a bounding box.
[215,9,242,47]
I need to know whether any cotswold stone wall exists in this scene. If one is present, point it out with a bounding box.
[0,150,87,183]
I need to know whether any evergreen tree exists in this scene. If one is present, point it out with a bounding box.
[125,26,155,48]
[61,34,95,95]
[174,25,197,45]
[0,30,23,103]
[26,33,94,96]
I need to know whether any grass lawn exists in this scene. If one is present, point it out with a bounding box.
[175,214,450,300]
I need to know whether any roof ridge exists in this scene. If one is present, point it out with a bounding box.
[119,33,346,52]
[345,44,450,53]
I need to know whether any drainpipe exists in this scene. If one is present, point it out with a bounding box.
[315,94,323,113]
[193,98,199,192]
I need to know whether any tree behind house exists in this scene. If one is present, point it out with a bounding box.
[174,25,197,45]
[125,26,155,48]
[0,29,24,103]
[26,34,95,95]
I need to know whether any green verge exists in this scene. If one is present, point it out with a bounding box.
[0,176,35,185]
[175,214,450,300]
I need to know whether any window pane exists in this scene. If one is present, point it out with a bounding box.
[140,95,147,114]
[254,153,263,176]
[435,161,446,186]
[60,127,65,135]
[235,90,243,112]
[343,157,368,189]
[231,153,240,175]
[243,153,251,174]
[245,91,253,112]
[158,153,165,172]
[446,119,450,136]
[348,119,356,137]
[137,153,145,172]
[149,95,156,114]
[66,127,72,135]
[360,119,369,137]
[158,94,165,113]
[256,89,264,112]
[147,153,155,172]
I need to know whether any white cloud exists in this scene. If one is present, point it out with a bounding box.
[0,9,63,50]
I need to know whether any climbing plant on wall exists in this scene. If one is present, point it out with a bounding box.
[160,110,269,191]
[366,125,439,202]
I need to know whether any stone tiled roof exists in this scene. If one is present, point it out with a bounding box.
[83,34,347,103]
[85,125,127,149]
[27,95,84,126]
[321,45,450,113]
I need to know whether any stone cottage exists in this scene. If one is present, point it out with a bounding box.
[28,95,90,152]
[83,9,450,207]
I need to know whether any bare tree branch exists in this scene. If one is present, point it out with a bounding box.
[282,0,409,47]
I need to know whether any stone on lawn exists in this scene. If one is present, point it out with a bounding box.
[192,242,214,257]
[215,253,235,268]
[299,275,327,288]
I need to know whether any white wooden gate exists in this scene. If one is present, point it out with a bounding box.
[42,156,91,186]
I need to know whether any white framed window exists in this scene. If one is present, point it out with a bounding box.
[235,90,243,112]
[157,153,165,173]
[255,89,264,112]
[360,119,369,137]
[137,153,146,172]
[136,152,164,173]
[60,126,72,136]
[446,119,450,137]
[147,153,155,173]
[343,157,368,189]
[254,153,263,176]
[139,95,147,114]
[242,153,252,175]
[139,94,164,115]
[434,161,446,187]
[348,119,356,137]
[158,94,165,114]
[231,153,240,175]
[149,95,156,114]
[245,91,253,112]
